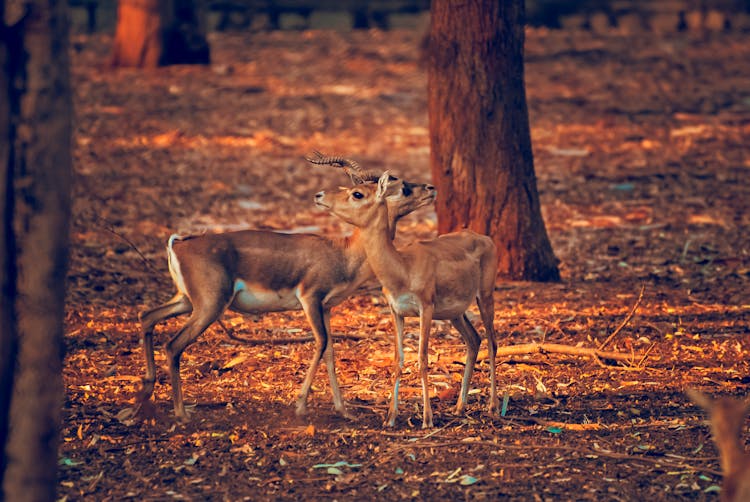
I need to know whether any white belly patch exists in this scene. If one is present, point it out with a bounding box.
[387,291,473,320]
[231,279,302,313]
[388,292,421,317]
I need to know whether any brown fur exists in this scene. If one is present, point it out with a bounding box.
[139,177,435,422]
[317,172,498,428]
[687,389,750,502]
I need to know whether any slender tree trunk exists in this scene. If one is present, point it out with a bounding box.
[427,0,560,281]
[0,0,19,487]
[110,0,162,67]
[111,0,210,68]
[1,0,71,499]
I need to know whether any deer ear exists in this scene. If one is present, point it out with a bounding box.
[743,395,750,414]
[376,171,391,201]
[686,388,712,411]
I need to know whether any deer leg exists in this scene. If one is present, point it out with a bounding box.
[477,292,499,414]
[321,309,351,418]
[418,305,435,429]
[450,314,481,415]
[386,308,405,428]
[165,296,229,422]
[478,246,499,414]
[297,295,340,416]
[138,294,192,401]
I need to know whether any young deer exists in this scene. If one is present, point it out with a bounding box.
[687,389,750,502]
[139,156,436,422]
[315,172,498,428]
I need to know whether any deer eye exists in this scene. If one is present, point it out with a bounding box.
[352,191,364,200]
[402,185,412,196]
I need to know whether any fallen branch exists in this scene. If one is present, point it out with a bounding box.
[495,341,643,365]
[512,415,605,431]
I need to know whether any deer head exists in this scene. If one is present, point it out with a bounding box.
[314,171,436,226]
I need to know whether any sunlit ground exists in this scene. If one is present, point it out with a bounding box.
[61,26,749,500]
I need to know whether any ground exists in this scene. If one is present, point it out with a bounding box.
[60,26,750,501]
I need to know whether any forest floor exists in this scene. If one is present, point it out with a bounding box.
[59,26,750,501]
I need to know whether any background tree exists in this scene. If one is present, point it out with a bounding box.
[426,0,560,282]
[1,0,72,499]
[0,0,17,487]
[111,0,210,68]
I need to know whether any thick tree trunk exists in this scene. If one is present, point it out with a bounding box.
[427,0,560,282]
[1,0,71,499]
[111,0,210,68]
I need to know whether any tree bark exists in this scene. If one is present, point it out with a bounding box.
[110,0,162,67]
[111,0,210,68]
[1,0,71,499]
[427,0,560,282]
[0,0,19,487]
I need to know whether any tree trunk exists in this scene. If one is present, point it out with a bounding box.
[0,0,19,488]
[111,0,210,68]
[1,0,72,499]
[427,0,560,282]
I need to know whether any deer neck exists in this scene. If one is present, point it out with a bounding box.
[335,211,399,287]
[337,227,368,275]
[358,204,409,291]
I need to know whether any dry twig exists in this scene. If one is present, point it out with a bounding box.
[88,211,160,273]
[598,284,646,350]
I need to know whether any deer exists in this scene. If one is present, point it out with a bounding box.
[314,171,498,428]
[138,154,437,422]
[686,389,750,502]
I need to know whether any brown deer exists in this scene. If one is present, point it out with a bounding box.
[315,172,498,428]
[139,155,436,422]
[687,389,750,502]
